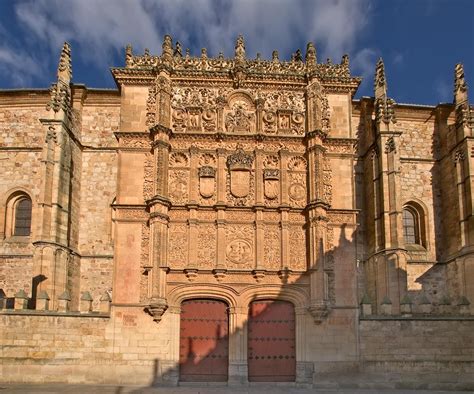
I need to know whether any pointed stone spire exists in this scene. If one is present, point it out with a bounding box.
[57,42,72,84]
[374,57,387,100]
[374,57,396,125]
[305,42,317,69]
[454,63,468,106]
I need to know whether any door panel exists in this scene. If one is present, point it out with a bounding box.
[179,299,229,382]
[248,300,296,382]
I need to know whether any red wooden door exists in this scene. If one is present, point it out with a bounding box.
[248,300,296,382]
[179,299,229,382]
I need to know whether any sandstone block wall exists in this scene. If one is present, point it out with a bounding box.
[359,319,474,374]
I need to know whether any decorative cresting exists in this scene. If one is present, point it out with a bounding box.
[227,146,254,198]
[374,58,396,126]
[46,42,73,122]
[112,34,361,94]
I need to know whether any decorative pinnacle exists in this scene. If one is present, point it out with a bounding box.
[57,42,72,84]
[125,44,133,67]
[454,63,468,105]
[374,57,387,99]
[162,34,173,63]
[305,42,317,67]
[234,34,246,62]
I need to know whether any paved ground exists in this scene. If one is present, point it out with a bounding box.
[0,385,472,394]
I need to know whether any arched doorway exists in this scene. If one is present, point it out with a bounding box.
[248,300,296,382]
[179,299,229,382]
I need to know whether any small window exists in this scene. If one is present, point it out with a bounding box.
[14,198,32,236]
[4,191,33,238]
[403,208,418,244]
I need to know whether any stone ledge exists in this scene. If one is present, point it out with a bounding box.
[360,315,474,321]
[0,310,110,319]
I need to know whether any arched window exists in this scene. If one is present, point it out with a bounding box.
[402,202,427,248]
[4,191,32,238]
[14,197,32,236]
[402,208,418,244]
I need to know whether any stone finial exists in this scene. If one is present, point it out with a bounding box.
[341,54,349,68]
[174,41,182,57]
[80,291,93,313]
[305,42,317,68]
[125,44,133,67]
[36,290,50,311]
[380,295,392,315]
[162,34,173,63]
[360,293,372,316]
[58,290,71,312]
[57,42,72,84]
[458,296,471,315]
[400,294,413,316]
[99,291,112,314]
[418,294,432,314]
[454,63,468,105]
[14,289,28,310]
[234,34,246,63]
[201,48,208,60]
[272,50,279,62]
[294,49,303,62]
[374,57,387,100]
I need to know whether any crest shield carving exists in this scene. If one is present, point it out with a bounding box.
[227,147,254,199]
[230,170,250,198]
[264,169,279,200]
[199,166,215,198]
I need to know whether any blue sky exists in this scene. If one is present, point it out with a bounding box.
[0,0,472,105]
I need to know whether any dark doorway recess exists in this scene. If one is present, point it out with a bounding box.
[248,300,296,382]
[179,299,229,382]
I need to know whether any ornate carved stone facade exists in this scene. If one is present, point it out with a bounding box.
[0,37,473,387]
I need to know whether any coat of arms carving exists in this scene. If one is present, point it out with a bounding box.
[227,147,254,198]
[263,169,279,200]
[199,166,215,198]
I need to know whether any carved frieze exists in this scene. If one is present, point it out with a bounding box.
[168,223,188,268]
[168,169,189,204]
[263,225,281,270]
[289,225,307,271]
[197,224,216,269]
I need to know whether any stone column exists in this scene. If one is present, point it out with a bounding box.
[228,306,249,385]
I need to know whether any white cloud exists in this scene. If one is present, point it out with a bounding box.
[351,47,379,95]
[0,0,374,87]
[12,0,371,65]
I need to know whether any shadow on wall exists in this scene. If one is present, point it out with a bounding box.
[126,224,358,387]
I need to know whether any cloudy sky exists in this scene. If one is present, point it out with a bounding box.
[0,0,472,104]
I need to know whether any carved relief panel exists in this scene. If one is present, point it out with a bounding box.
[287,156,308,208]
[170,86,306,136]
[226,224,254,269]
[168,152,190,205]
[168,222,188,269]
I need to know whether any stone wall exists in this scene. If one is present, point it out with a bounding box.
[0,307,176,385]
[359,318,474,374]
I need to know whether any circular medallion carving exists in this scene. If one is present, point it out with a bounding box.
[288,183,306,201]
[169,178,187,200]
[226,239,252,264]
